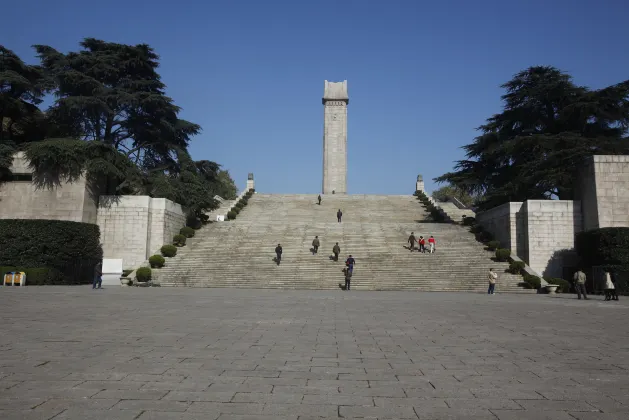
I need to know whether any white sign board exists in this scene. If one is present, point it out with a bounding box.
[216,215,225,222]
[102,259,123,286]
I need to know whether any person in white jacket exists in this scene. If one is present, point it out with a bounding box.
[604,271,619,301]
[488,268,497,295]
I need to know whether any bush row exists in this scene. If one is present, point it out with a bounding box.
[226,189,254,221]
[0,219,103,285]
[414,190,447,223]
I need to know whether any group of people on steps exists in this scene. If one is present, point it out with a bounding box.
[407,232,436,253]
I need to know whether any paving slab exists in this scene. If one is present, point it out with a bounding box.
[1,287,628,420]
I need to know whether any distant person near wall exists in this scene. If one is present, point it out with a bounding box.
[487,268,497,295]
[573,269,588,300]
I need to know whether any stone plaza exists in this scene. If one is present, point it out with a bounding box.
[1,288,628,420]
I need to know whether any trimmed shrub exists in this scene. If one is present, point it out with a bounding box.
[149,255,165,268]
[232,206,241,215]
[161,245,177,258]
[226,210,237,220]
[173,234,187,247]
[180,226,195,238]
[470,224,484,234]
[495,248,511,262]
[186,214,202,230]
[576,228,629,267]
[546,277,571,293]
[477,230,494,243]
[235,202,244,210]
[0,219,103,284]
[508,260,526,274]
[523,274,542,289]
[462,217,476,226]
[136,267,152,282]
[0,266,65,285]
[487,240,501,251]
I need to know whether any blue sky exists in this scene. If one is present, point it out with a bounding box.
[3,0,628,194]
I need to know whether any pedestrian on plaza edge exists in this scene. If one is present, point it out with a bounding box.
[573,269,588,299]
[604,271,619,301]
[275,244,283,265]
[312,236,320,255]
[93,261,103,289]
[487,268,497,295]
[337,209,343,223]
[317,194,322,205]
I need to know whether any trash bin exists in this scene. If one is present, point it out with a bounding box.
[3,272,26,286]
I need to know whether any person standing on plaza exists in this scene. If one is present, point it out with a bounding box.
[275,244,283,265]
[418,236,426,253]
[333,242,341,261]
[573,269,588,299]
[428,236,436,254]
[408,232,416,252]
[604,271,618,301]
[487,268,497,295]
[317,195,322,205]
[93,261,103,289]
[343,267,352,290]
[312,236,320,255]
[337,209,343,223]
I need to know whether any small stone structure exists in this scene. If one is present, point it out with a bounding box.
[247,173,255,191]
[322,80,348,194]
[0,152,97,223]
[97,196,186,269]
[416,175,424,193]
[476,155,629,278]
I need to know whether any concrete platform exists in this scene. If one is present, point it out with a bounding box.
[1,287,628,419]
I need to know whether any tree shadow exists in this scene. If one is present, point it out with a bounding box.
[543,248,579,280]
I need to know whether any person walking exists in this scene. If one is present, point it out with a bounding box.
[346,255,356,273]
[487,268,497,295]
[317,195,322,205]
[337,209,343,223]
[343,267,352,290]
[428,236,436,254]
[275,244,283,266]
[604,271,618,301]
[418,236,426,253]
[408,232,416,252]
[573,269,588,299]
[312,236,320,254]
[93,261,103,289]
[333,242,341,261]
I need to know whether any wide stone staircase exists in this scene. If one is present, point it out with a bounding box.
[153,194,528,292]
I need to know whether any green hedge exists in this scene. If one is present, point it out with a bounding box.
[227,210,237,220]
[487,240,500,251]
[136,267,152,282]
[0,219,102,284]
[523,274,541,289]
[576,228,629,266]
[161,245,177,258]
[495,248,511,262]
[462,217,476,226]
[508,261,525,274]
[148,255,165,268]
[180,226,195,238]
[173,234,186,247]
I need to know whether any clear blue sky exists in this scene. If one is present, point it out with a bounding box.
[3,0,628,194]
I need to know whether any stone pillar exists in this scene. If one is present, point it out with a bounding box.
[416,175,425,193]
[322,80,348,194]
[246,173,255,191]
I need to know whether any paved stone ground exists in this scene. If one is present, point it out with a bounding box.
[1,288,628,420]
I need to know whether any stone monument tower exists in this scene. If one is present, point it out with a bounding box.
[322,80,348,194]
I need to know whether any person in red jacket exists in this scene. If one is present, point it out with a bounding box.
[428,236,436,253]
[418,236,426,253]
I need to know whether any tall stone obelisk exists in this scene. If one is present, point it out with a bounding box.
[322,80,348,194]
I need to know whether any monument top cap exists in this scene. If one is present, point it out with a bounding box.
[417,175,423,182]
[323,80,349,104]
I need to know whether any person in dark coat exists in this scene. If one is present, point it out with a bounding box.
[346,255,356,273]
[275,244,283,265]
[343,267,352,290]
[312,236,320,254]
[317,195,322,205]
[93,261,103,289]
[333,243,341,261]
[337,209,343,223]
[408,232,416,252]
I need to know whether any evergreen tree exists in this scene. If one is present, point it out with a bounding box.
[436,66,629,210]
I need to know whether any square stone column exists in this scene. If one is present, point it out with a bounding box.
[322,80,348,194]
